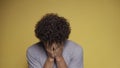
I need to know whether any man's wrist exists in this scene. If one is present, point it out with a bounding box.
[55,56,63,62]
[48,57,54,62]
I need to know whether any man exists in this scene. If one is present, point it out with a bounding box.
[26,13,83,68]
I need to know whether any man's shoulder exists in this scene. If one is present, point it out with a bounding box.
[64,40,83,53]
[26,42,44,55]
[65,40,83,49]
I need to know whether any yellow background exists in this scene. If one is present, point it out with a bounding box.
[0,0,120,68]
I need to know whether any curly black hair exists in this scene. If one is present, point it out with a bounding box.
[35,13,71,45]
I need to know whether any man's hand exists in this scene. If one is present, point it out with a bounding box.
[43,43,55,68]
[44,42,64,60]
[54,43,64,61]
[44,43,55,61]
[54,43,67,68]
[44,42,67,68]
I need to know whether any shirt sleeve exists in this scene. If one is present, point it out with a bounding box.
[68,47,83,68]
[26,49,42,68]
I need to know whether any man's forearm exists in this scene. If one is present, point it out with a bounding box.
[43,57,54,68]
[56,56,67,68]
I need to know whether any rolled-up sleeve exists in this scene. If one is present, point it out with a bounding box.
[68,46,83,68]
[26,49,42,68]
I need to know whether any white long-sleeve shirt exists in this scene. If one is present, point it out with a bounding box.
[26,40,83,68]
